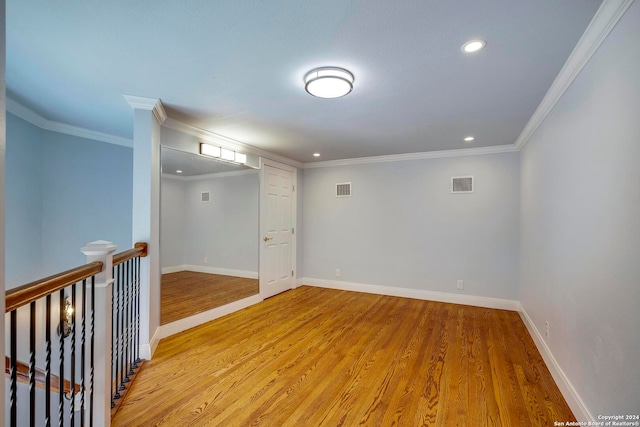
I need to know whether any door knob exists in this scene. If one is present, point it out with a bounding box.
[263,236,273,242]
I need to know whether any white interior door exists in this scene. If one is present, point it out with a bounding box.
[260,163,294,298]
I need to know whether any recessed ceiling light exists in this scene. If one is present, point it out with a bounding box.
[305,67,354,99]
[464,136,475,142]
[176,170,183,173]
[313,153,321,157]
[461,39,486,53]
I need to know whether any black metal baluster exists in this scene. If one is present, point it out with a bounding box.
[110,266,116,408]
[120,264,126,391]
[59,290,65,427]
[10,310,17,427]
[45,295,52,427]
[89,276,95,427]
[80,279,86,427]
[29,302,36,427]
[135,256,141,364]
[70,284,77,426]
[128,260,135,376]
[124,260,131,381]
[114,265,121,400]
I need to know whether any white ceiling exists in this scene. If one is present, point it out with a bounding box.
[7,0,602,163]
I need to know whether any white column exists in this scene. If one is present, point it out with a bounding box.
[124,95,165,360]
[82,240,117,427]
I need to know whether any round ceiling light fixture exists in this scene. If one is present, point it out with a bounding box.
[461,39,486,53]
[304,67,354,99]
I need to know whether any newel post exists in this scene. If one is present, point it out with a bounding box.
[82,240,117,427]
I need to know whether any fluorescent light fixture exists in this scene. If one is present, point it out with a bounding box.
[464,136,475,142]
[313,153,321,157]
[461,39,486,53]
[235,152,247,164]
[305,67,354,98]
[200,143,221,158]
[176,170,183,174]
[221,148,235,161]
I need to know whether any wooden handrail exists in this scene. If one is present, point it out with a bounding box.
[5,242,148,313]
[113,242,148,267]
[5,262,104,313]
[5,356,81,396]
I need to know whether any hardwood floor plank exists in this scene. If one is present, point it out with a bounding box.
[161,271,259,324]
[113,287,576,426]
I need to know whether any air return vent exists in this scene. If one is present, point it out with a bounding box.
[336,182,352,197]
[201,191,211,202]
[451,176,474,193]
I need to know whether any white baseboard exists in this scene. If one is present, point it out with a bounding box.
[162,264,186,274]
[159,294,263,339]
[162,264,258,279]
[139,327,160,360]
[518,305,593,422]
[301,277,520,311]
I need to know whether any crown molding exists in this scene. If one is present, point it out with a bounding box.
[162,168,258,181]
[163,117,304,169]
[123,95,167,124]
[303,144,519,169]
[514,0,634,150]
[6,97,133,147]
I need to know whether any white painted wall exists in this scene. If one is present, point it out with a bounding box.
[519,0,640,416]
[302,152,520,299]
[160,177,186,268]
[182,172,259,274]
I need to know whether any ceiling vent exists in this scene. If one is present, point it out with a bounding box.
[336,182,352,197]
[451,176,474,193]
[201,191,211,202]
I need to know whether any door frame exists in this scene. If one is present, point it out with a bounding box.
[259,158,298,300]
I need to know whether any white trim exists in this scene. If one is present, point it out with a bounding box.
[163,117,303,169]
[303,145,519,169]
[161,265,186,274]
[123,95,167,124]
[301,278,520,311]
[518,305,594,422]
[139,327,160,360]
[159,294,263,339]
[161,264,258,279]
[514,0,634,150]
[161,169,258,182]
[6,97,133,147]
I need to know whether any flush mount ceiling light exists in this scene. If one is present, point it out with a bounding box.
[313,153,321,157]
[304,67,354,99]
[464,136,475,142]
[461,39,486,53]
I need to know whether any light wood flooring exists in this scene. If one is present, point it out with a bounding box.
[114,286,575,426]
[161,271,259,324]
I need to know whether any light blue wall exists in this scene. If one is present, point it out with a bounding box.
[302,152,520,299]
[5,112,133,287]
[5,113,43,287]
[40,129,133,275]
[518,1,640,416]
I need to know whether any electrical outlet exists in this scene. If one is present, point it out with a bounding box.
[335,269,341,277]
[456,280,464,290]
[203,257,208,264]
[545,321,550,339]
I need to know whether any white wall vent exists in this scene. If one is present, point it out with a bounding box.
[201,191,211,202]
[336,182,352,197]
[451,176,474,193]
